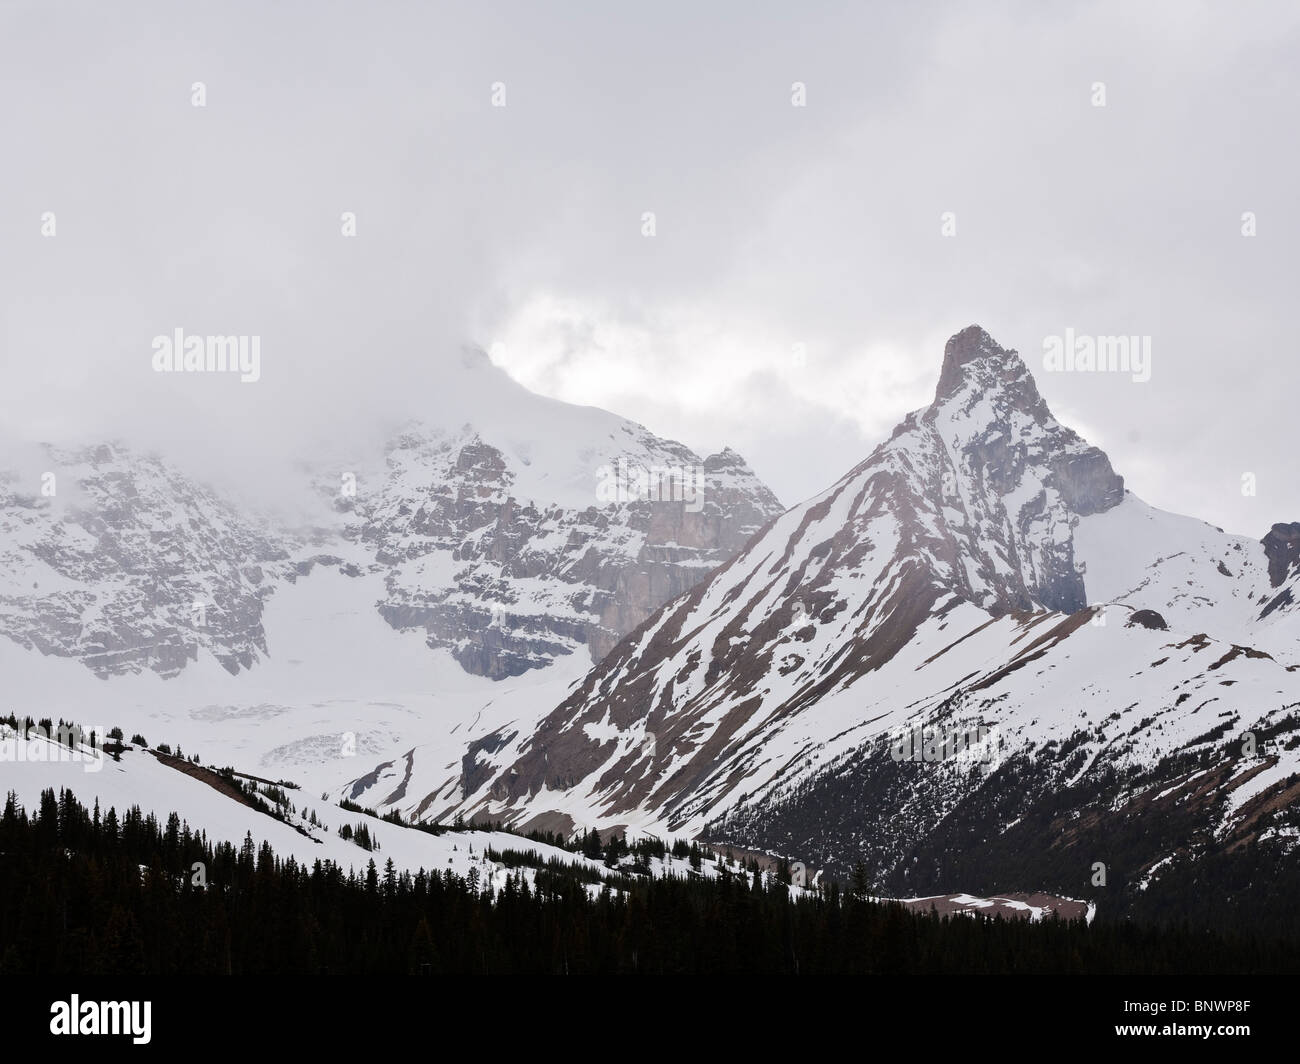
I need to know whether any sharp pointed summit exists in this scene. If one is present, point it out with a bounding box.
[932,324,1032,404]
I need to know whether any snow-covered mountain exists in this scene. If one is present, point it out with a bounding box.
[10,326,1299,920]
[0,351,781,800]
[354,327,1300,916]
[0,350,779,685]
[325,354,781,679]
[0,442,295,678]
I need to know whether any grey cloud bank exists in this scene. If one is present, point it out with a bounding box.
[0,0,1295,533]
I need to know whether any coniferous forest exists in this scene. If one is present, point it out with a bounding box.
[3,788,1299,975]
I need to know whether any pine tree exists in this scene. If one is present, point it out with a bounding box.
[851,860,870,898]
[409,916,437,974]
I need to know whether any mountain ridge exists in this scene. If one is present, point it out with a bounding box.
[351,327,1300,920]
[0,358,782,682]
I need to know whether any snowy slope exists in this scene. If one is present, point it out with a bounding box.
[0,723,785,895]
[1075,497,1300,662]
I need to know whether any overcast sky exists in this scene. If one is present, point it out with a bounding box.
[1,0,1296,534]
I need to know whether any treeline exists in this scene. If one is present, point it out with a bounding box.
[337,801,725,872]
[3,788,1299,974]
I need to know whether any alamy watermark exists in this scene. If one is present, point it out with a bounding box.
[1042,329,1150,383]
[50,996,151,1044]
[0,721,105,773]
[151,328,261,382]
[596,458,705,513]
[889,722,1002,768]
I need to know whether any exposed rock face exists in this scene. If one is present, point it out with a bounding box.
[1263,522,1300,587]
[1257,521,1300,620]
[593,448,782,659]
[0,444,291,677]
[1125,608,1168,630]
[336,427,782,679]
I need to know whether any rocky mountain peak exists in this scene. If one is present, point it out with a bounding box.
[920,326,1124,520]
[931,325,1045,418]
[875,328,1124,614]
